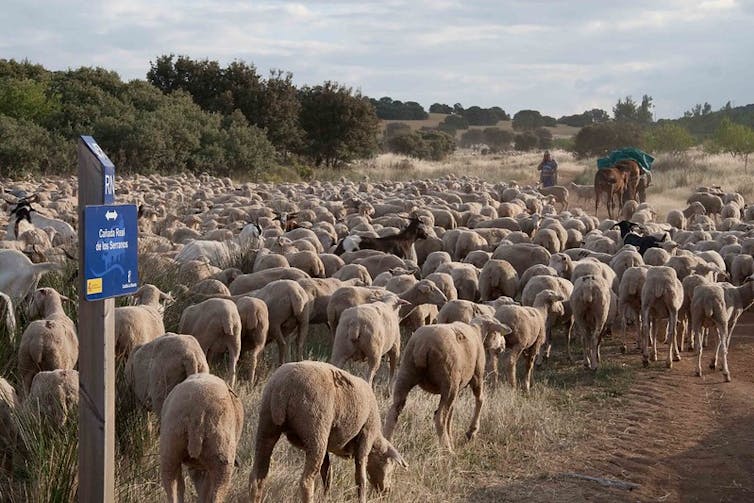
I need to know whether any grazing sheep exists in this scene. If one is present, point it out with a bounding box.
[0,292,16,342]
[478,259,518,301]
[492,242,551,276]
[666,202,706,230]
[520,275,573,306]
[421,251,452,277]
[518,264,558,294]
[248,361,407,503]
[0,377,20,469]
[687,192,723,219]
[179,298,242,387]
[435,262,480,301]
[251,279,311,362]
[731,254,754,286]
[115,284,172,360]
[18,288,78,393]
[286,250,326,278]
[160,373,244,503]
[24,369,78,427]
[383,316,511,451]
[493,290,562,391]
[229,267,310,295]
[690,284,730,381]
[570,275,612,370]
[643,247,671,266]
[126,333,210,414]
[641,266,684,368]
[330,297,408,390]
[332,263,372,285]
[436,298,516,324]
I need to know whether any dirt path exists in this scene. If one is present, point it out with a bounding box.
[572,314,754,502]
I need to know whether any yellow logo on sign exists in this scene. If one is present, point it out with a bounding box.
[87,278,103,295]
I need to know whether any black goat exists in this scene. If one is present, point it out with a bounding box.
[613,220,669,255]
[334,217,429,258]
[9,194,39,236]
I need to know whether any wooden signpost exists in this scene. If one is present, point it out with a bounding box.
[77,136,138,502]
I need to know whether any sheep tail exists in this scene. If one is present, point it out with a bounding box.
[654,281,665,298]
[186,410,206,459]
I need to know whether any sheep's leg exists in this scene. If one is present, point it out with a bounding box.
[641,313,651,367]
[566,322,573,363]
[364,354,380,389]
[671,312,681,362]
[297,314,310,361]
[580,324,591,369]
[386,345,399,397]
[320,453,332,494]
[466,374,484,441]
[486,349,499,383]
[695,325,704,378]
[300,443,327,503]
[650,321,659,362]
[710,335,721,370]
[620,315,628,353]
[269,325,287,365]
[248,347,261,387]
[720,320,731,382]
[227,341,240,389]
[502,350,518,388]
[354,439,370,503]
[383,374,416,440]
[666,312,680,368]
[249,429,282,503]
[523,346,538,389]
[435,388,457,452]
[161,458,184,503]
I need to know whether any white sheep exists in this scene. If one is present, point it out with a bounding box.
[18,288,78,393]
[330,297,408,391]
[478,259,518,301]
[24,369,78,427]
[179,298,242,387]
[0,377,19,469]
[126,333,210,414]
[640,266,684,368]
[0,292,16,342]
[570,275,612,370]
[235,296,270,385]
[383,316,510,451]
[160,373,244,503]
[248,361,407,503]
[115,284,172,359]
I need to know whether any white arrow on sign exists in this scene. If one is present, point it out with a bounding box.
[105,210,118,221]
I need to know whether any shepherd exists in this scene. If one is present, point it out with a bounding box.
[537,150,558,187]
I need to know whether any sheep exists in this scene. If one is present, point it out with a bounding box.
[609,248,645,287]
[518,264,558,294]
[248,361,407,503]
[233,296,270,385]
[160,373,244,503]
[478,259,518,301]
[532,227,561,254]
[571,259,617,292]
[330,297,408,391]
[618,266,648,352]
[493,290,563,391]
[687,192,723,219]
[537,185,569,210]
[462,249,491,269]
[548,252,573,280]
[0,292,16,342]
[18,288,78,393]
[570,275,612,370]
[115,284,172,359]
[435,262,480,301]
[253,249,289,272]
[190,278,231,297]
[286,250,326,278]
[179,298,242,387]
[567,181,594,203]
[421,251,452,277]
[690,284,731,381]
[436,299,515,324]
[332,263,372,285]
[0,249,62,301]
[0,377,20,469]
[251,279,311,362]
[24,369,78,427]
[643,247,671,266]
[229,267,310,295]
[520,275,573,306]
[126,333,210,414]
[666,202,707,230]
[319,253,345,277]
[640,266,684,368]
[424,272,459,302]
[492,242,551,276]
[327,281,447,338]
[383,316,511,451]
[730,254,754,286]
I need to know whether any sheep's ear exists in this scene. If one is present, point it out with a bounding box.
[396,298,412,306]
[385,444,408,468]
[498,323,513,336]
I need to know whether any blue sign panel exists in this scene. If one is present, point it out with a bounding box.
[80,135,116,204]
[84,204,139,301]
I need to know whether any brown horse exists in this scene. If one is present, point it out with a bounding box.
[594,167,628,218]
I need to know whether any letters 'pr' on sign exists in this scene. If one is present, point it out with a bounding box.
[83,204,139,301]
[80,135,116,204]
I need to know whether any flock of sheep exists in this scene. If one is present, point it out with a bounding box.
[1,170,754,502]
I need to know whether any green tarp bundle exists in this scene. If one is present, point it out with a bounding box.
[597,147,655,172]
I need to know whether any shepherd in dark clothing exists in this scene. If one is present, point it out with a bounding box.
[537,151,558,187]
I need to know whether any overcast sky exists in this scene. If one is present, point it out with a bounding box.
[2,0,752,119]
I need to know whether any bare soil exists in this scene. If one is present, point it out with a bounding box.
[471,314,754,503]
